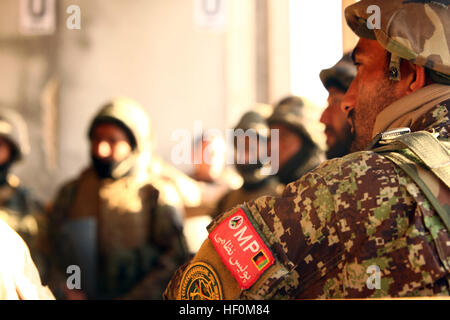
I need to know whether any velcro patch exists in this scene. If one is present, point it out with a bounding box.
[208,207,275,290]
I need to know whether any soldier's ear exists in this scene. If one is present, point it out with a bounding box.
[405,62,426,94]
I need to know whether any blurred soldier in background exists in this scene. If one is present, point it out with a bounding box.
[0,218,54,299]
[319,53,356,159]
[0,107,49,283]
[268,96,325,184]
[186,133,242,217]
[214,107,283,217]
[48,98,189,299]
[165,0,450,299]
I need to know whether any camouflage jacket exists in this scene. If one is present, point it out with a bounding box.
[213,178,283,219]
[276,143,325,185]
[48,167,189,300]
[164,98,449,300]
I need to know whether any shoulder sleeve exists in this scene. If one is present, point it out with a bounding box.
[165,151,419,299]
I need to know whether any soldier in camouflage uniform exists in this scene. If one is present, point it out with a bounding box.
[214,108,283,218]
[48,98,189,299]
[320,53,356,159]
[164,0,450,299]
[0,107,49,283]
[268,96,325,185]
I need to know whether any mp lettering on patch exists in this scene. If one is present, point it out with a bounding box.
[208,207,275,289]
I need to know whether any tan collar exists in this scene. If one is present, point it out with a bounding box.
[372,84,450,137]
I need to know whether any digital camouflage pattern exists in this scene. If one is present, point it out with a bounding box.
[164,98,449,299]
[164,0,450,301]
[345,0,450,83]
[214,179,283,219]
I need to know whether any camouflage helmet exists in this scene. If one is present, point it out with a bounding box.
[320,53,356,92]
[267,96,314,144]
[234,106,272,185]
[234,106,271,140]
[88,98,151,153]
[0,107,30,162]
[345,0,450,83]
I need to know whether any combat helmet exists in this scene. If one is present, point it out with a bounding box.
[268,96,315,144]
[88,98,151,153]
[345,0,450,83]
[235,107,271,141]
[0,107,30,162]
[320,53,357,92]
[88,98,152,179]
[233,106,273,186]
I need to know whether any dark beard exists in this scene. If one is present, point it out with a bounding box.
[326,140,352,159]
[325,126,353,159]
[349,79,399,152]
[0,161,12,185]
[90,155,137,180]
[91,156,117,179]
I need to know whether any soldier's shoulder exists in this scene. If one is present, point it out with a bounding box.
[283,151,401,197]
[52,168,94,209]
[303,150,393,178]
[147,177,183,210]
[55,167,96,196]
[54,178,79,201]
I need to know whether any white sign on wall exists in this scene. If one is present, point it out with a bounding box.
[19,0,56,35]
[194,0,227,32]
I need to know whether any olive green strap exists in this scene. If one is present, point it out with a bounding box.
[382,152,450,233]
[373,131,450,189]
[372,130,450,231]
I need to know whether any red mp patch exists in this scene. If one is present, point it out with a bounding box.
[209,208,275,290]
